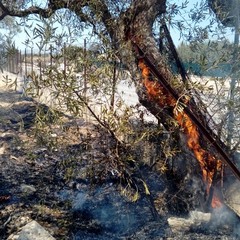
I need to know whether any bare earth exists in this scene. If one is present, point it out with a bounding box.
[0,87,81,239]
[0,72,239,239]
[0,72,103,238]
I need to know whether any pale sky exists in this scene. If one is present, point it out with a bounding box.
[2,0,236,51]
[168,0,235,45]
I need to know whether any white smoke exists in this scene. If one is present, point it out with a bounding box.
[211,205,240,238]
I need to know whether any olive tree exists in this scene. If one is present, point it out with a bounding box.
[1,0,240,210]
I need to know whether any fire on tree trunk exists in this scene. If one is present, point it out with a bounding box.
[138,57,222,208]
[133,41,240,212]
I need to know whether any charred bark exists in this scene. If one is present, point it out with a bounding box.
[118,0,240,209]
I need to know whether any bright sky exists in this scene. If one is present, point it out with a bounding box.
[1,0,236,51]
[168,0,235,45]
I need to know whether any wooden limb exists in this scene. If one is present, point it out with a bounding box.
[161,21,189,84]
[0,2,56,20]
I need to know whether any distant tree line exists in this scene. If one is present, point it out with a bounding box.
[0,16,20,71]
[176,40,235,77]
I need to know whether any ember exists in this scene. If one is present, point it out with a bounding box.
[0,195,11,202]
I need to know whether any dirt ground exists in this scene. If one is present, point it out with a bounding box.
[0,88,82,239]
[0,88,169,240]
[0,75,121,239]
[0,77,239,239]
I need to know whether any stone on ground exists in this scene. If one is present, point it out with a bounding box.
[17,220,55,240]
[224,180,240,217]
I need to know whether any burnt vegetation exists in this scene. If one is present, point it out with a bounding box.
[0,0,240,239]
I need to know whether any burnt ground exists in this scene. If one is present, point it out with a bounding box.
[0,89,239,239]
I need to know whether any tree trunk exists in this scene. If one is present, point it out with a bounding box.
[114,0,228,209]
[226,0,240,147]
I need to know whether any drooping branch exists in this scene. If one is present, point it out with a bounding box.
[0,1,57,20]
[0,0,115,33]
[0,0,118,54]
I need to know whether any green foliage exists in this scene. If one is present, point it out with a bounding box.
[177,40,232,77]
[0,15,20,35]
[208,0,237,27]
[0,16,20,71]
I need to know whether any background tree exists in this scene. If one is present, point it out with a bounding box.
[207,0,240,152]
[0,15,20,70]
[177,40,232,76]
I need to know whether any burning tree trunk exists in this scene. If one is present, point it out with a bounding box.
[119,0,240,210]
[137,55,222,208]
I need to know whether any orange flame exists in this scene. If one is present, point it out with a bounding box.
[138,59,222,208]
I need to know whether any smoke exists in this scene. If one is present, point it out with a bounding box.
[234,222,240,237]
[72,192,87,210]
[180,177,240,238]
[57,189,88,211]
[211,205,240,238]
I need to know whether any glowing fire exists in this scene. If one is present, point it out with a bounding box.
[138,59,222,208]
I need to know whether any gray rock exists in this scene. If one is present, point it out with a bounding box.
[224,180,240,217]
[20,184,37,195]
[17,220,55,240]
[168,211,211,233]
